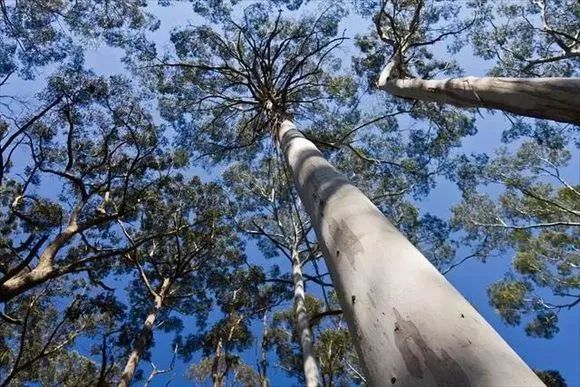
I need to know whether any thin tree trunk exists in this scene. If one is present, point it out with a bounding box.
[276,120,543,386]
[377,73,580,125]
[118,278,170,387]
[291,246,321,387]
[212,297,244,387]
[211,338,224,387]
[259,311,269,387]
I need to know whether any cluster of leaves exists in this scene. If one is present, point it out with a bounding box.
[266,294,365,386]
[0,0,158,80]
[452,137,579,338]
[469,0,580,77]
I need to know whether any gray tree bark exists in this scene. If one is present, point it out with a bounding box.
[377,73,580,125]
[291,245,321,387]
[277,120,543,386]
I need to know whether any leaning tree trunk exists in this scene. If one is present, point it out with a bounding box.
[276,120,543,386]
[0,226,77,302]
[377,72,580,125]
[118,278,171,387]
[0,261,58,302]
[291,245,321,387]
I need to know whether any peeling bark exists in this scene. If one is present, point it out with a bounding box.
[377,73,580,125]
[277,120,543,386]
[291,246,321,387]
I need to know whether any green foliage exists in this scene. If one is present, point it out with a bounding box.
[488,279,532,326]
[266,294,364,386]
[453,137,579,337]
[469,0,580,77]
[0,0,157,79]
[535,369,567,387]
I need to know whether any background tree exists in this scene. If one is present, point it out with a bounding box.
[452,137,579,338]
[267,293,365,386]
[224,155,332,386]
[182,264,286,387]
[0,70,180,302]
[469,0,579,78]
[362,0,580,124]
[116,176,243,386]
[0,280,126,386]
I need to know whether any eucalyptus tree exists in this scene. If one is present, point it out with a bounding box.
[116,176,244,387]
[266,293,364,386]
[137,2,541,384]
[363,0,580,124]
[0,279,126,386]
[223,121,471,382]
[224,156,328,386]
[0,0,156,80]
[452,137,579,338]
[182,264,286,387]
[0,70,181,303]
[470,0,579,78]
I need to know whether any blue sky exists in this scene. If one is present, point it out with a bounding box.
[2,1,578,386]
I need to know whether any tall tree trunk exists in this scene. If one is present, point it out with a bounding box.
[276,120,543,386]
[377,73,580,125]
[291,245,321,387]
[118,278,171,387]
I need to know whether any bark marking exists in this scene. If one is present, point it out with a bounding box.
[328,219,363,270]
[392,308,471,386]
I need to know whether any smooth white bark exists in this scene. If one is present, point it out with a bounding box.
[377,73,580,125]
[292,247,321,387]
[277,120,543,386]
